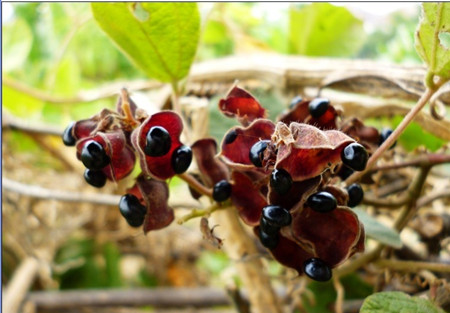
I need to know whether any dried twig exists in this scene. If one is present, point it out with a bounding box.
[2,178,196,209]
[374,259,450,273]
[3,257,40,313]
[345,78,445,186]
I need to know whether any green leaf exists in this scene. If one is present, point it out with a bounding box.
[91,3,200,83]
[2,85,44,119]
[360,291,445,313]
[415,3,450,79]
[103,242,122,287]
[354,209,402,248]
[289,3,366,57]
[392,116,445,152]
[2,18,33,72]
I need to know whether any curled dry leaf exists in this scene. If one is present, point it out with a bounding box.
[288,205,364,267]
[273,122,355,181]
[200,217,223,249]
[220,119,275,171]
[127,174,174,233]
[231,171,268,226]
[218,85,267,125]
[192,138,229,187]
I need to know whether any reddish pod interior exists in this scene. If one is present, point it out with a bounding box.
[231,171,268,226]
[278,100,338,130]
[128,175,174,233]
[220,119,275,171]
[291,206,362,267]
[191,138,229,187]
[255,227,314,274]
[219,86,267,124]
[132,111,184,180]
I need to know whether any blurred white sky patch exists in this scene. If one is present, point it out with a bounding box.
[248,2,420,33]
[2,3,14,24]
[332,2,421,33]
[333,2,420,17]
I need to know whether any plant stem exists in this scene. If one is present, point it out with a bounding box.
[3,257,39,313]
[120,88,139,127]
[177,203,221,224]
[374,259,450,273]
[177,173,213,198]
[344,80,443,186]
[212,208,282,313]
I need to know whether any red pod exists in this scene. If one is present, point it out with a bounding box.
[191,138,229,187]
[131,111,184,180]
[255,227,314,275]
[230,171,268,226]
[289,205,364,267]
[72,109,118,140]
[219,119,275,172]
[76,130,135,181]
[273,122,355,182]
[279,98,338,130]
[340,117,380,152]
[126,175,174,233]
[219,85,267,125]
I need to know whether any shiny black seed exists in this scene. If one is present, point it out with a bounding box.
[259,227,279,249]
[213,180,232,202]
[260,217,280,236]
[119,194,147,227]
[337,165,354,180]
[379,128,397,149]
[270,168,293,195]
[62,122,76,146]
[307,191,337,213]
[81,140,110,170]
[262,205,292,227]
[126,215,145,227]
[341,143,369,171]
[84,169,107,188]
[249,140,270,167]
[171,145,192,174]
[346,183,364,208]
[303,258,332,282]
[308,98,330,118]
[224,130,238,144]
[289,96,303,109]
[145,126,171,157]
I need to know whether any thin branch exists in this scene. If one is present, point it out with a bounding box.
[3,177,120,206]
[417,189,450,208]
[374,259,450,273]
[177,202,221,224]
[362,195,409,208]
[370,153,450,172]
[335,245,384,278]
[333,276,344,313]
[3,76,163,104]
[3,257,40,313]
[178,173,213,198]
[26,287,288,310]
[3,113,63,136]
[345,79,444,186]
[27,287,231,309]
[212,208,282,313]
[2,178,196,209]
[393,166,431,231]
